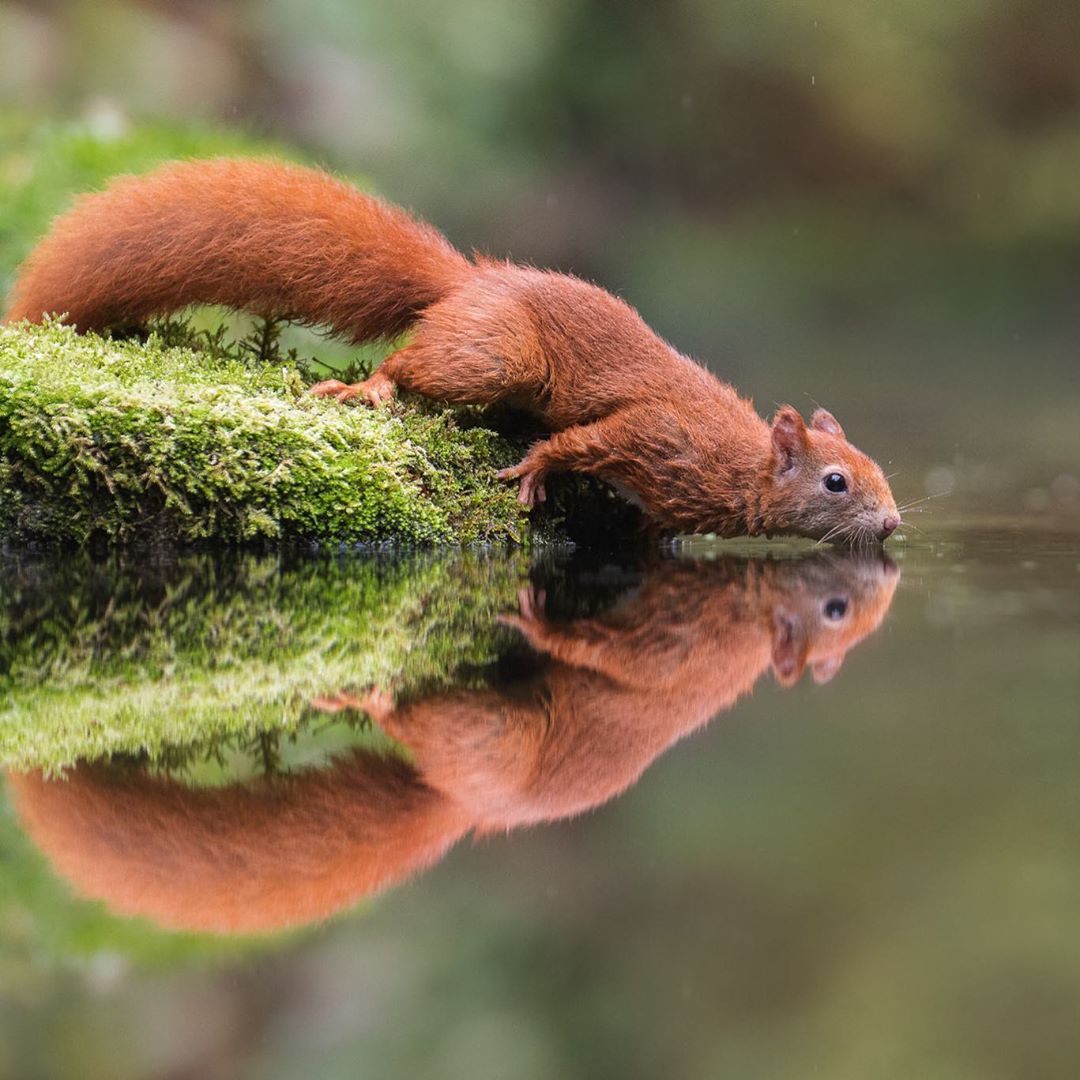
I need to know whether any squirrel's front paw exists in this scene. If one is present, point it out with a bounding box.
[496,461,547,507]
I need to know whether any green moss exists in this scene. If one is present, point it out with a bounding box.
[0,321,530,546]
[0,549,530,773]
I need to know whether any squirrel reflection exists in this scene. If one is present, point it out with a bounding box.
[8,553,897,934]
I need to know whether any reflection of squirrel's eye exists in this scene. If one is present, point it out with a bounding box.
[823,473,847,494]
[823,598,848,620]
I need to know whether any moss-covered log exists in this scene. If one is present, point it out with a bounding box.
[0,321,530,545]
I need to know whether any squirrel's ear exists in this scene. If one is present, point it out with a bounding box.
[771,406,807,473]
[810,408,845,439]
[770,609,808,687]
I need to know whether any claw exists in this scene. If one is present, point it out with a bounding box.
[309,371,396,408]
[517,585,546,621]
[309,687,394,722]
[497,463,546,507]
[309,379,349,399]
[527,475,547,504]
[309,690,361,713]
[497,586,550,649]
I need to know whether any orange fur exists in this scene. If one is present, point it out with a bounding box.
[7,752,470,935]
[5,159,899,541]
[6,553,897,934]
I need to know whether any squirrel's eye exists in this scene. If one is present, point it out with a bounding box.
[823,473,847,494]
[823,598,848,620]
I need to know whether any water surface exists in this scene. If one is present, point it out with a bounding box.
[1,514,1078,1079]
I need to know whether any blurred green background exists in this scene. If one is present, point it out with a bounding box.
[1,5,1080,1078]
[1,0,1079,512]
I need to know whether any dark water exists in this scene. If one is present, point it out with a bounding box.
[1,514,1078,1080]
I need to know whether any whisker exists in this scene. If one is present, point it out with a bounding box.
[816,522,846,547]
[897,491,951,512]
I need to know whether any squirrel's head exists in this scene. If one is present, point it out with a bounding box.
[762,406,899,544]
[768,550,900,686]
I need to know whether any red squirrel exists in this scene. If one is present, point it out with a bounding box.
[6,553,897,933]
[4,159,900,542]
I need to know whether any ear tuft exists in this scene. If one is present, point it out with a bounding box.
[810,408,845,439]
[771,406,807,473]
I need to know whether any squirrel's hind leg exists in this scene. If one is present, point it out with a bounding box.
[309,345,423,406]
[309,370,396,406]
[309,336,512,409]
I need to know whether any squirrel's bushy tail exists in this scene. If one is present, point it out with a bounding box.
[7,752,472,934]
[4,158,472,342]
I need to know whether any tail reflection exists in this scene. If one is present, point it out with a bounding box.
[8,552,898,934]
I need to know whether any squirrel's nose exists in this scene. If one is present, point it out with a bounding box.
[879,515,899,540]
